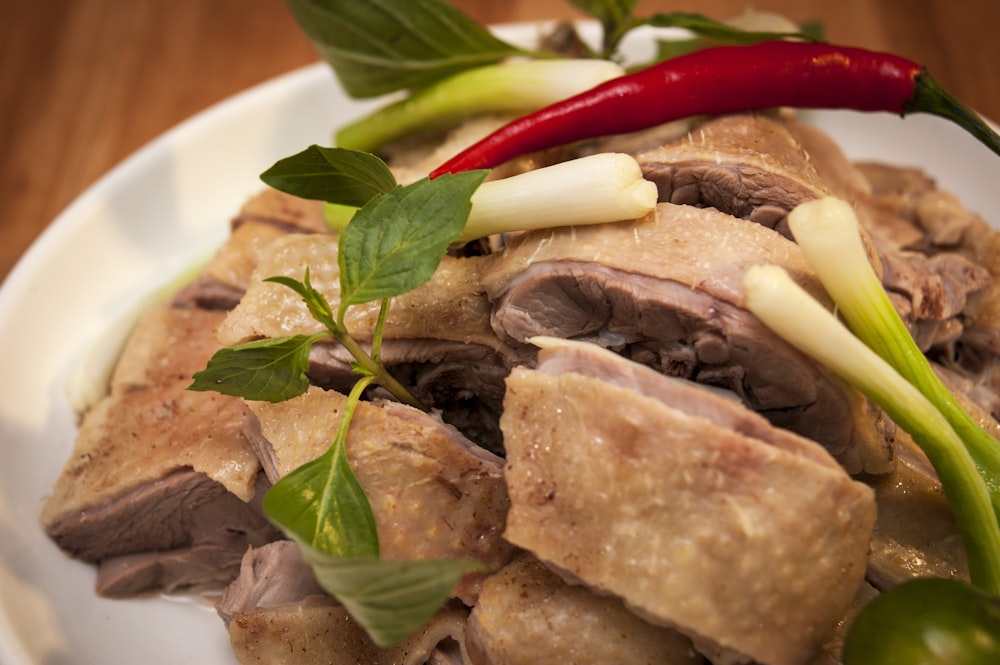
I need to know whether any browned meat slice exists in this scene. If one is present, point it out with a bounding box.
[217,234,512,355]
[173,188,328,310]
[530,336,842,471]
[90,473,276,597]
[236,186,327,233]
[308,339,511,454]
[220,542,470,665]
[500,338,876,665]
[878,246,991,349]
[636,113,992,358]
[176,219,297,310]
[635,112,833,233]
[40,305,277,595]
[217,541,326,627]
[466,554,700,665]
[246,386,516,605]
[217,232,529,451]
[846,162,999,351]
[480,202,894,474]
[785,118,929,251]
[229,596,470,665]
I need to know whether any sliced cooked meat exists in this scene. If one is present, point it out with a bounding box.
[878,245,990,324]
[217,541,326,627]
[216,233,528,450]
[228,597,470,665]
[217,234,513,357]
[236,186,328,234]
[246,386,516,605]
[480,202,894,474]
[500,338,876,665]
[466,554,700,665]
[43,306,262,511]
[93,473,278,597]
[531,336,841,471]
[849,163,1000,357]
[635,112,833,234]
[636,113,993,359]
[308,339,511,454]
[40,305,277,596]
[173,188,327,309]
[175,219,300,310]
[46,468,275,595]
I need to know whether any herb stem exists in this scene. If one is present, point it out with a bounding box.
[370,298,390,365]
[328,322,426,412]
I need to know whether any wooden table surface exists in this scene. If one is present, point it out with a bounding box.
[2,0,998,283]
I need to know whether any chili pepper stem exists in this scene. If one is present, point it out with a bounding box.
[906,72,1000,157]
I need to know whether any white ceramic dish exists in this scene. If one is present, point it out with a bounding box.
[1,21,998,665]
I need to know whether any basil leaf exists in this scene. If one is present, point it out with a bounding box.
[286,0,529,98]
[297,543,483,647]
[264,435,379,558]
[646,12,818,44]
[188,334,323,402]
[338,170,488,307]
[260,145,397,206]
[266,270,338,331]
[568,0,639,57]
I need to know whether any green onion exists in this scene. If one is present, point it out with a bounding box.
[323,152,659,240]
[786,197,1000,522]
[335,59,625,153]
[743,263,1000,593]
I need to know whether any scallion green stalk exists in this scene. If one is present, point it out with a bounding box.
[786,197,1000,520]
[335,59,625,153]
[744,263,1000,593]
[322,152,658,240]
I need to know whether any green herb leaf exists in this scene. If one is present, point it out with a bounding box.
[646,12,818,45]
[188,334,324,402]
[297,542,483,646]
[568,0,639,57]
[266,270,338,331]
[264,430,379,558]
[260,145,397,206]
[338,170,488,308]
[285,0,530,98]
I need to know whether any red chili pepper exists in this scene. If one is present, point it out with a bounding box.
[430,40,1000,177]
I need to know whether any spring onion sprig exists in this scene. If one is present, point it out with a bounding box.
[321,152,659,240]
[336,59,626,153]
[743,263,1000,593]
[786,197,1000,521]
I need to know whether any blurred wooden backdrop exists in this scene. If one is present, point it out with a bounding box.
[2,0,998,282]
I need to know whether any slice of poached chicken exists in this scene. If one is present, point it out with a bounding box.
[217,233,529,453]
[480,201,895,474]
[40,305,276,596]
[219,541,471,665]
[244,386,516,605]
[467,554,700,665]
[500,337,876,665]
[635,112,833,235]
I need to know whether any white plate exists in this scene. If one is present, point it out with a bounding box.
[1,22,998,665]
